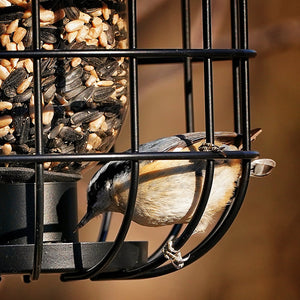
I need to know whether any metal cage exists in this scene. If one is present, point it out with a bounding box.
[0,0,258,282]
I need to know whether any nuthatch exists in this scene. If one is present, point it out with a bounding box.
[76,129,275,267]
[77,128,275,230]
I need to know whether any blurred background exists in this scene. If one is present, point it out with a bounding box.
[1,0,299,299]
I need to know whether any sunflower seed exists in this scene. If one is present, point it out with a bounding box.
[63,85,86,100]
[40,30,57,44]
[2,68,27,90]
[13,88,32,103]
[48,123,64,139]
[64,6,80,21]
[97,59,119,78]
[93,86,115,102]
[43,83,56,102]
[59,126,83,142]
[56,77,82,93]
[0,7,24,23]
[70,109,102,126]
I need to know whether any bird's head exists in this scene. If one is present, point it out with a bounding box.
[75,173,113,231]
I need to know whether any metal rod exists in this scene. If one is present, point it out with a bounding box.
[239,0,251,150]
[131,160,252,279]
[90,0,219,280]
[90,161,216,280]
[97,146,115,242]
[231,0,242,133]
[97,212,112,242]
[182,0,194,132]
[31,0,44,281]
[147,224,182,262]
[172,0,216,251]
[0,151,259,164]
[0,49,256,60]
[148,0,196,265]
[202,0,214,142]
[61,0,140,281]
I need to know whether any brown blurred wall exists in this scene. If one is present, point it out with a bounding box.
[1,0,299,299]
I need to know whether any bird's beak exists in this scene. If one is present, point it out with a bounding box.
[73,212,93,232]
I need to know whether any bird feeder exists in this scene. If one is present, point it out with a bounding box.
[0,0,259,282]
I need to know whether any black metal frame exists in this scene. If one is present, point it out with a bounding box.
[0,0,257,281]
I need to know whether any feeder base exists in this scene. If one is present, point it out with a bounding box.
[0,241,148,274]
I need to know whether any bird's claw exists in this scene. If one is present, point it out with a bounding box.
[198,143,227,157]
[162,240,190,269]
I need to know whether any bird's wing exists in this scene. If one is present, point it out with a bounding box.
[138,133,205,153]
[138,132,241,153]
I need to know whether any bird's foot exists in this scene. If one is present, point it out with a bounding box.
[198,143,227,157]
[162,239,190,269]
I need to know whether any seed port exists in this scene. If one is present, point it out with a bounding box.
[0,0,258,282]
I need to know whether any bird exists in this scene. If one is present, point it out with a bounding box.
[77,128,275,234]
[76,128,275,268]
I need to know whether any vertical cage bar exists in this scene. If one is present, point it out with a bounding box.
[202,0,214,142]
[231,0,242,133]
[181,0,194,132]
[149,0,197,262]
[61,0,140,281]
[173,0,215,250]
[31,0,44,281]
[132,161,252,279]
[132,0,253,276]
[239,0,250,149]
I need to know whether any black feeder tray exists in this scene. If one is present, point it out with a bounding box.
[0,0,258,282]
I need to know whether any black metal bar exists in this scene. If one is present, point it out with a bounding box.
[88,0,218,280]
[171,0,216,251]
[131,1,253,280]
[182,0,194,132]
[0,49,256,60]
[147,0,196,265]
[147,224,182,262]
[131,160,252,279]
[91,160,216,280]
[31,0,44,281]
[0,0,256,281]
[202,0,214,143]
[97,212,112,242]
[97,146,115,242]
[231,0,242,133]
[61,0,140,281]
[239,0,251,150]
[0,151,259,164]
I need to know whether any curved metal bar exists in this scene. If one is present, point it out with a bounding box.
[147,224,182,262]
[61,0,140,281]
[60,161,140,281]
[173,160,214,250]
[97,212,112,242]
[31,0,44,281]
[147,161,214,263]
[91,158,215,280]
[91,0,216,276]
[148,0,199,266]
[132,160,251,279]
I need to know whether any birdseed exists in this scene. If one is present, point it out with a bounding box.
[0,0,128,174]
